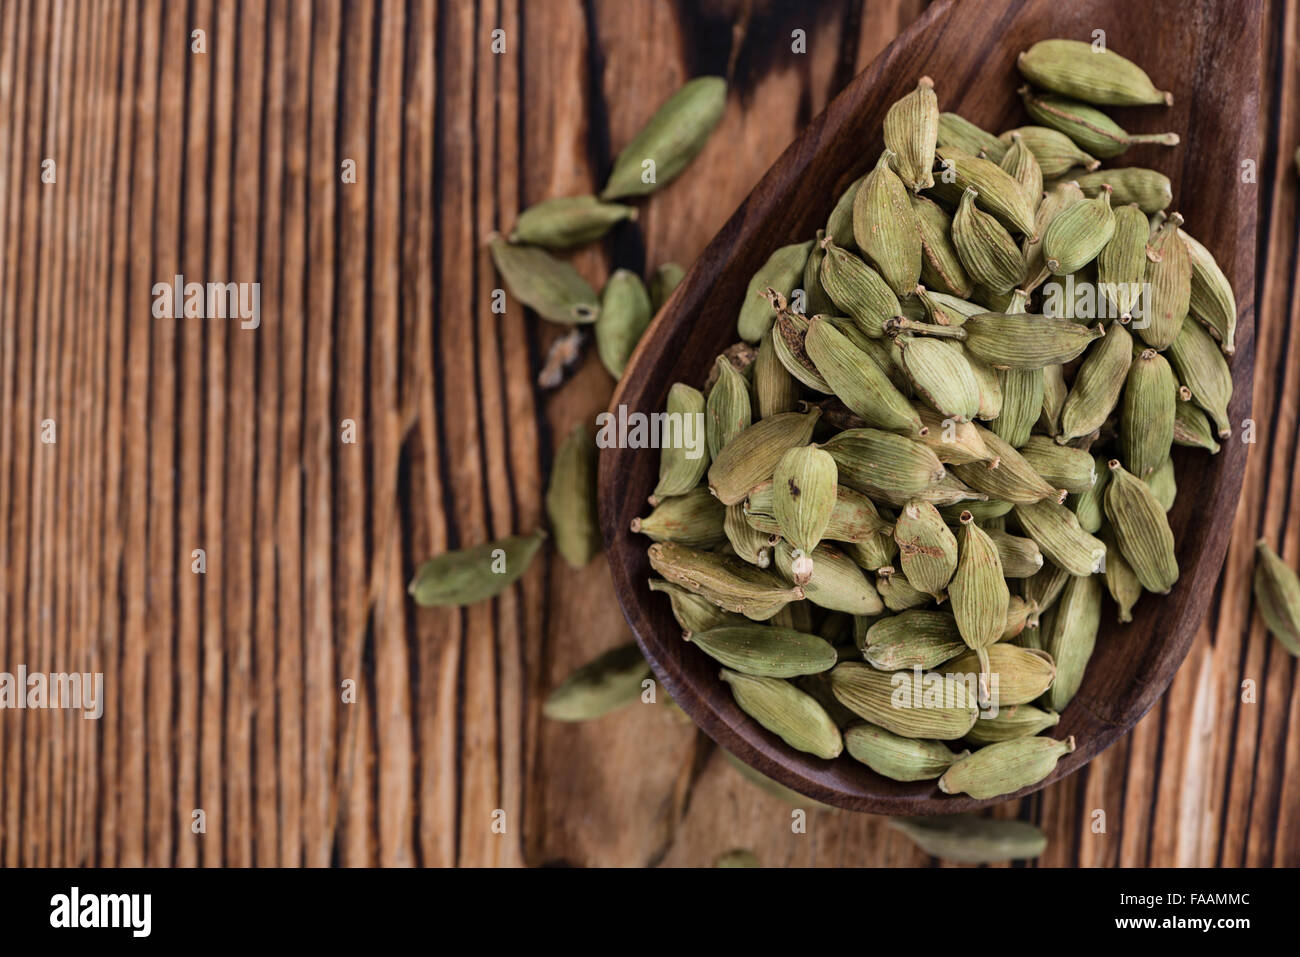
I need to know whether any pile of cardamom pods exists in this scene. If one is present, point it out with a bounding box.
[634,38,1240,801]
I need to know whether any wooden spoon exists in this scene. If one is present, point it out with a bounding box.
[600,0,1258,813]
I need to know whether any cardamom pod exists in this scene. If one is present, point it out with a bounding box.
[543,642,651,721]
[951,188,1027,293]
[720,668,844,759]
[753,326,800,417]
[1140,212,1192,350]
[595,268,652,377]
[409,530,546,607]
[649,578,746,637]
[1253,540,1300,655]
[1167,315,1233,439]
[1000,125,1100,177]
[707,409,820,505]
[818,237,902,338]
[938,734,1075,799]
[952,425,1062,504]
[1069,454,1110,533]
[1043,183,1114,275]
[601,76,727,199]
[966,704,1060,746]
[961,312,1103,369]
[893,500,959,599]
[1120,348,1176,478]
[648,542,804,620]
[714,848,760,867]
[932,147,1037,236]
[1073,168,1172,214]
[937,112,1008,163]
[949,512,1010,649]
[1022,180,1086,292]
[822,427,947,501]
[992,367,1044,447]
[1040,362,1069,435]
[987,528,1045,578]
[648,261,685,313]
[912,401,995,465]
[801,229,837,316]
[863,610,965,670]
[884,76,940,191]
[488,235,600,324]
[1173,385,1222,453]
[999,132,1044,213]
[826,173,866,249]
[690,624,838,677]
[774,541,884,615]
[945,643,1057,706]
[510,195,636,248]
[912,195,974,297]
[738,240,814,342]
[652,383,709,502]
[1020,87,1179,159]
[772,307,832,393]
[1058,318,1132,441]
[1095,204,1149,321]
[1146,455,1177,512]
[1041,572,1102,710]
[874,565,932,611]
[854,151,923,296]
[894,333,983,423]
[706,353,753,459]
[1181,228,1237,355]
[805,317,924,436]
[725,503,775,567]
[1013,499,1107,576]
[773,446,838,579]
[746,479,891,544]
[632,486,727,547]
[844,723,964,781]
[1021,558,1072,627]
[1096,524,1141,623]
[546,424,602,567]
[1104,460,1178,593]
[1017,39,1173,106]
[830,662,978,739]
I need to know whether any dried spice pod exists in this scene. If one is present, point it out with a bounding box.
[1022,180,1085,291]
[819,237,903,338]
[648,262,686,312]
[948,512,1011,650]
[998,132,1044,213]
[801,229,837,316]
[648,542,804,620]
[1254,541,1300,655]
[889,814,1047,862]
[951,188,1027,294]
[746,480,891,544]
[830,662,978,740]
[937,112,1007,162]
[912,195,974,297]
[895,333,983,423]
[1058,318,1132,442]
[1073,168,1172,214]
[596,269,653,377]
[690,625,838,678]
[1146,455,1177,512]
[893,500,959,599]
[952,426,1062,505]
[1167,315,1233,438]
[1096,203,1150,320]
[993,367,1044,448]
[705,353,753,459]
[961,313,1103,369]
[720,669,844,759]
[874,565,932,611]
[1040,363,1069,436]
[1069,455,1111,533]
[652,383,709,502]
[823,428,947,501]
[1173,386,1222,452]
[772,307,833,393]
[488,235,600,324]
[844,724,964,782]
[932,147,1037,236]
[986,528,1045,578]
[854,151,924,297]
[1104,460,1178,593]
[1017,39,1173,106]
[999,125,1100,177]
[1020,88,1179,159]
[938,735,1076,799]
[775,541,884,615]
[707,409,820,505]
[884,76,940,191]
[753,326,800,418]
[650,578,746,637]
[738,240,814,342]
[965,348,1004,421]
[1140,213,1192,351]
[1181,228,1237,354]
[1120,349,1177,478]
[944,644,1057,707]
[410,531,546,607]
[1013,499,1107,577]
[806,317,924,436]
[826,173,867,249]
[601,76,727,199]
[547,423,603,567]
[863,610,966,670]
[1043,183,1114,275]
[1021,559,1073,627]
[911,401,994,465]
[543,643,651,721]
[725,503,775,568]
[510,195,636,248]
[1041,572,1102,711]
[773,446,839,579]
[1097,524,1141,623]
[632,486,726,548]
[966,704,1060,746]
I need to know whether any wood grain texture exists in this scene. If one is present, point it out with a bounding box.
[0,0,1293,866]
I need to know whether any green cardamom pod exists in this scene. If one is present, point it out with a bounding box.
[774,541,884,615]
[863,610,966,670]
[1023,181,1086,291]
[965,704,1060,747]
[846,531,901,574]
[895,332,984,423]
[912,195,974,298]
[649,578,746,637]
[1018,39,1173,106]
[601,76,727,199]
[1069,455,1110,533]
[1146,455,1177,512]
[1000,125,1100,177]
[1181,228,1237,355]
[912,401,996,465]
[753,326,800,417]
[945,643,1056,707]
[830,662,978,740]
[937,112,1007,162]
[409,530,546,606]
[844,723,964,782]
[747,479,891,544]
[823,427,947,501]
[595,268,652,377]
[648,261,686,313]
[707,409,821,505]
[826,173,866,250]
[932,147,1037,236]
[884,76,939,191]
[801,229,837,316]
[772,307,832,393]
[546,424,602,567]
[1059,319,1133,441]
[1074,168,1172,214]
[720,668,843,759]
[632,486,727,547]
[1173,384,1222,452]
[1140,212,1192,350]
[952,425,1063,504]
[725,502,775,568]
[1253,540,1300,656]
[706,354,753,459]
[738,240,814,342]
[690,624,838,677]
[854,151,923,296]
[874,565,931,612]
[1167,315,1233,439]
[999,132,1044,213]
[987,528,1044,578]
[893,500,959,599]
[510,195,636,248]
[1097,524,1141,623]
[1020,87,1179,159]
[1040,363,1069,435]
[488,235,599,324]
[890,813,1046,862]
[773,446,839,578]
[948,512,1010,650]
[806,317,924,436]
[648,542,804,620]
[818,237,902,339]
[543,642,651,721]
[992,367,1044,448]
[962,312,1103,369]
[651,383,709,502]
[1041,572,1102,710]
[951,187,1026,294]
[1096,203,1150,318]
[1043,183,1114,275]
[938,734,1075,799]
[1013,499,1107,576]
[1120,348,1177,478]
[1104,460,1178,593]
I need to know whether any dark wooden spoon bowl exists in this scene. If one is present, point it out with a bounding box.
[599,0,1258,813]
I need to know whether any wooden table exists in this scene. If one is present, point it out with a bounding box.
[0,0,1295,867]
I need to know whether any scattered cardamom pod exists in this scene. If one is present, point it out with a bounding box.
[1254,541,1300,656]
[409,530,546,606]
[1000,125,1100,177]
[1140,212,1192,350]
[488,235,599,324]
[510,195,636,248]
[648,261,686,313]
[543,642,651,721]
[595,268,652,377]
[547,424,602,567]
[648,542,804,620]
[1020,87,1179,159]
[601,76,727,199]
